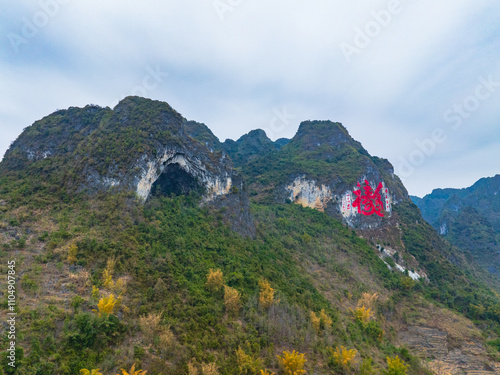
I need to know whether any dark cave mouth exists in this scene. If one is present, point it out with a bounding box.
[150,163,205,198]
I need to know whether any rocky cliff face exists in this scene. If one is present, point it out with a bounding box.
[222,121,429,280]
[399,325,500,374]
[285,177,333,212]
[3,97,500,374]
[1,97,255,236]
[230,120,409,230]
[134,150,233,202]
[284,176,395,229]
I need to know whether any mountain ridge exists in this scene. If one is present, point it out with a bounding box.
[2,96,500,374]
[412,174,500,278]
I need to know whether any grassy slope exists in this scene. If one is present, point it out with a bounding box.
[0,189,445,375]
[1,109,499,374]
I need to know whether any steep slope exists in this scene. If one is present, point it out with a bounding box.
[0,105,111,172]
[1,98,500,374]
[413,175,500,277]
[236,121,408,230]
[183,120,224,154]
[230,121,433,283]
[0,97,254,236]
[232,119,500,325]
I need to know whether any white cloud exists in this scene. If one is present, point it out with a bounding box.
[0,0,499,195]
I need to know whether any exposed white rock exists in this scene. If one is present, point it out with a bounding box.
[377,244,426,281]
[286,177,393,220]
[339,182,392,228]
[135,149,232,202]
[440,223,448,235]
[340,181,392,217]
[205,176,232,202]
[380,246,397,257]
[381,258,424,281]
[286,176,332,211]
[102,177,120,187]
[395,264,422,280]
[26,149,52,160]
[340,191,354,217]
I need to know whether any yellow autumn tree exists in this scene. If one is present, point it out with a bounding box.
[201,362,219,375]
[358,292,378,308]
[347,292,377,326]
[258,279,278,309]
[350,305,374,325]
[319,309,332,329]
[116,363,147,375]
[310,311,321,333]
[384,356,409,375]
[260,371,275,375]
[102,258,117,289]
[139,312,163,339]
[236,347,263,374]
[102,268,114,289]
[329,346,358,371]
[96,293,118,317]
[80,370,103,375]
[67,243,78,264]
[276,350,307,375]
[206,268,224,292]
[158,328,175,349]
[138,311,175,350]
[311,309,332,333]
[101,257,127,297]
[187,359,198,375]
[224,285,241,315]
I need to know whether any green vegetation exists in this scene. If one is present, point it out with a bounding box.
[0,191,437,374]
[396,201,500,325]
[1,97,499,373]
[413,175,500,285]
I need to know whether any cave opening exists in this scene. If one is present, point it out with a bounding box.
[150,163,205,198]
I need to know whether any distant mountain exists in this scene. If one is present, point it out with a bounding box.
[222,129,281,166]
[412,175,500,276]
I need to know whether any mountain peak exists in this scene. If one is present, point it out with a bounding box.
[222,129,277,165]
[243,128,269,139]
[296,120,349,135]
[291,120,364,152]
[2,97,500,375]
[114,95,175,111]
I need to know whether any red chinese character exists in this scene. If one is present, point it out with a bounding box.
[352,180,384,217]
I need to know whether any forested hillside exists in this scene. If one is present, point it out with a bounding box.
[1,97,500,374]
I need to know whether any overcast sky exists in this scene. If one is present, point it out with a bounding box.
[1,0,499,197]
